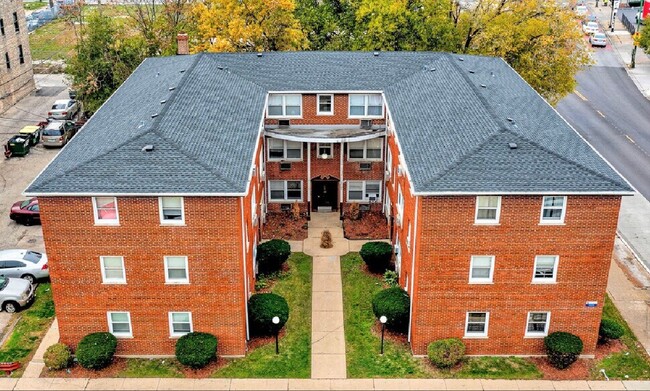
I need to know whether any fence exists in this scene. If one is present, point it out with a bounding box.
[620,12,639,34]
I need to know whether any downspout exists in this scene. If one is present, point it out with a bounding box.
[407,196,419,343]
[240,197,250,341]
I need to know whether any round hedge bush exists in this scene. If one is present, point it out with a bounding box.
[43,343,72,370]
[76,332,117,370]
[544,331,583,369]
[359,242,393,273]
[599,318,625,341]
[256,239,291,274]
[427,338,466,368]
[371,287,410,333]
[175,332,218,368]
[248,293,289,336]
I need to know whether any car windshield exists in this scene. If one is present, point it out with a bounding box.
[43,128,63,136]
[595,33,606,39]
[23,251,42,264]
[20,200,31,209]
[52,103,66,110]
[0,277,8,291]
[588,22,598,28]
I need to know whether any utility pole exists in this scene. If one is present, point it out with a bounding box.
[631,0,645,69]
[609,0,615,32]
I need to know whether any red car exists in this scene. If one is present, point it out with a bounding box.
[9,198,40,226]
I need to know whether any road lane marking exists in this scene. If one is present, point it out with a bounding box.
[574,90,588,101]
[625,135,636,144]
[597,110,605,118]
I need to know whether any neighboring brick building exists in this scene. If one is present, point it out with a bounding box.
[26,52,632,357]
[0,1,34,113]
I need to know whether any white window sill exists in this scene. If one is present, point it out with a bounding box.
[474,222,500,226]
[113,335,133,339]
[169,334,189,339]
[463,335,488,339]
[102,281,127,285]
[531,280,557,285]
[160,222,186,227]
[316,112,334,116]
[468,281,494,285]
[94,222,120,227]
[538,222,565,226]
[165,282,190,285]
[524,334,547,339]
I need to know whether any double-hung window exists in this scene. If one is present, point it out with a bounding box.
[100,256,126,284]
[469,256,494,284]
[4,52,9,70]
[18,45,24,64]
[107,312,132,338]
[348,139,382,161]
[0,19,4,36]
[169,312,192,337]
[269,180,302,202]
[465,312,489,338]
[540,196,566,224]
[93,197,119,225]
[347,180,381,202]
[12,12,19,33]
[159,197,184,224]
[268,139,302,161]
[475,196,501,224]
[267,94,301,117]
[532,255,559,283]
[525,312,550,337]
[318,143,332,159]
[349,94,383,117]
[317,94,333,115]
[164,256,189,284]
[397,186,404,226]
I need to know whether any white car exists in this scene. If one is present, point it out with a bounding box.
[589,32,607,47]
[0,250,49,284]
[582,21,599,35]
[48,99,80,120]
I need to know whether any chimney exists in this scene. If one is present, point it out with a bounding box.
[177,33,189,55]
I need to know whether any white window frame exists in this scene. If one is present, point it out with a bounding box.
[267,94,302,118]
[107,311,132,338]
[268,180,303,202]
[540,196,567,224]
[469,255,495,284]
[406,223,412,250]
[168,311,193,337]
[347,139,383,161]
[251,190,257,225]
[385,147,392,179]
[268,139,302,161]
[397,186,404,226]
[347,180,382,202]
[532,255,559,284]
[464,311,490,338]
[317,143,333,159]
[92,197,119,226]
[317,94,334,116]
[158,197,185,225]
[525,311,551,338]
[100,256,126,284]
[164,256,189,284]
[475,196,501,224]
[348,93,384,118]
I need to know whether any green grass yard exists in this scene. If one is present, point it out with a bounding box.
[24,2,48,11]
[118,358,184,378]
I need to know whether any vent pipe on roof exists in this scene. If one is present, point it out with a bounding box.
[508,143,518,149]
[373,51,379,56]
[506,117,514,123]
[458,57,464,61]
[160,100,167,104]
[469,70,475,74]
[257,52,263,57]
[169,87,175,91]
[142,145,155,152]
[177,33,189,55]
[151,113,159,118]
[480,84,486,88]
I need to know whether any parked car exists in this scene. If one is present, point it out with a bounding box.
[582,21,599,35]
[0,250,49,285]
[0,277,35,313]
[48,99,80,120]
[590,32,608,47]
[41,120,76,147]
[10,198,40,226]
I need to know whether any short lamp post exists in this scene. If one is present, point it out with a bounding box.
[379,316,387,355]
[272,316,280,355]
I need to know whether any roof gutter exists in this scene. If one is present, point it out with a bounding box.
[23,191,247,197]
[411,190,636,196]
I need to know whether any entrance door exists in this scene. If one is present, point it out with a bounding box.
[312,180,338,212]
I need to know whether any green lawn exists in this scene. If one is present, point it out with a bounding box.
[24,2,48,11]
[118,358,184,378]
[341,252,430,378]
[0,283,55,377]
[453,356,542,379]
[212,252,312,378]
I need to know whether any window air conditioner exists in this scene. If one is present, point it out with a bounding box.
[360,119,373,129]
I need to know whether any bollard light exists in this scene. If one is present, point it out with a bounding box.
[379,316,387,355]
[272,316,280,354]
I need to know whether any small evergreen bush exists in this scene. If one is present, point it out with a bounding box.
[427,338,465,368]
[76,332,117,370]
[43,343,72,370]
[256,239,291,274]
[175,332,218,368]
[371,287,410,333]
[599,318,625,341]
[360,242,393,273]
[383,270,399,287]
[248,293,289,336]
[544,331,583,369]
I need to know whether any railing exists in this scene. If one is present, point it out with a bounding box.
[620,13,638,34]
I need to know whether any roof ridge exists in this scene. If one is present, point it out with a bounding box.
[204,54,268,90]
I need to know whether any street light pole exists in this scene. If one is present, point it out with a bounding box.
[631,0,645,69]
[379,316,387,355]
[609,0,616,31]
[272,316,280,355]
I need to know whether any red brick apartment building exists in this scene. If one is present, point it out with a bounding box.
[26,52,632,357]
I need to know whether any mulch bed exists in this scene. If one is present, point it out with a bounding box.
[41,357,226,378]
[343,211,389,240]
[262,213,308,241]
[595,338,626,359]
[530,357,591,380]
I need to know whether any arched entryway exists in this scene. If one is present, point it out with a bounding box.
[311,176,338,212]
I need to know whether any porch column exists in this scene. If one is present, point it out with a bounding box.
[307,142,311,209]
[339,141,344,210]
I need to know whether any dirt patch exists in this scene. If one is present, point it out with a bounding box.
[530,357,591,380]
[262,213,308,241]
[596,339,626,360]
[42,358,128,378]
[343,211,389,240]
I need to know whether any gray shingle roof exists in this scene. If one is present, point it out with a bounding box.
[26,51,631,195]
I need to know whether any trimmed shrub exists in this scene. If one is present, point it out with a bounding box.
[371,287,410,333]
[383,270,399,287]
[43,343,72,370]
[360,241,393,273]
[248,293,289,336]
[427,338,466,368]
[76,332,117,370]
[175,332,218,368]
[599,318,625,341]
[256,239,291,274]
[544,331,583,369]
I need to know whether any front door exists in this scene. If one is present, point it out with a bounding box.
[312,180,338,212]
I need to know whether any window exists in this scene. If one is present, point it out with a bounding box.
[317,94,333,115]
[267,94,301,117]
[18,45,24,64]
[475,196,501,224]
[268,139,302,161]
[4,53,9,70]
[347,180,381,202]
[159,197,184,224]
[386,147,392,178]
[269,180,302,201]
[469,256,494,284]
[169,312,192,337]
[465,312,489,338]
[348,139,382,161]
[532,255,559,283]
[397,186,404,226]
[525,312,550,337]
[12,12,19,33]
[164,256,189,284]
[349,94,383,117]
[107,312,132,337]
[540,196,566,224]
[406,223,412,249]
[100,256,126,284]
[317,143,332,159]
[93,197,119,225]
[0,19,4,36]
[251,190,257,224]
